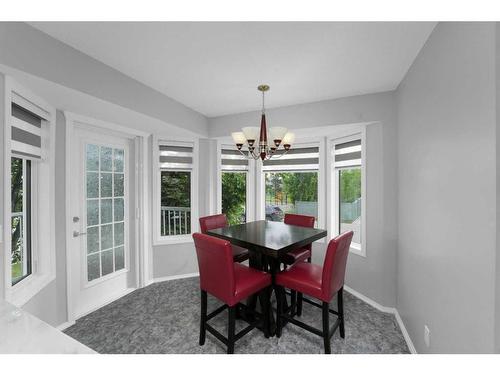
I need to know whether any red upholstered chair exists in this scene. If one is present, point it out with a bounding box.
[283,213,315,316]
[193,233,272,354]
[199,214,249,263]
[275,231,353,354]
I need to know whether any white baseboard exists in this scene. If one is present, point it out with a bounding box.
[394,310,417,354]
[56,320,76,331]
[153,272,199,284]
[344,285,396,314]
[344,285,417,354]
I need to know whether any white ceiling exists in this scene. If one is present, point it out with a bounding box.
[29,22,435,118]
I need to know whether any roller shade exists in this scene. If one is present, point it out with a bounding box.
[334,139,361,168]
[11,103,43,159]
[159,143,193,169]
[221,147,249,171]
[262,146,319,171]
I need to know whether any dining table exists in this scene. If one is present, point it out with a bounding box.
[206,219,327,336]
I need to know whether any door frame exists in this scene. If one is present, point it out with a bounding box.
[64,111,151,323]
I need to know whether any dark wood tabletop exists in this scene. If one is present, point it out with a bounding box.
[206,220,327,259]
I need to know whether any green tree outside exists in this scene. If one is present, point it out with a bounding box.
[221,172,246,225]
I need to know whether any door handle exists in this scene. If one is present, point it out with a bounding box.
[73,230,87,237]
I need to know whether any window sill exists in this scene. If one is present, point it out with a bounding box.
[349,243,366,258]
[153,234,194,246]
[5,272,56,307]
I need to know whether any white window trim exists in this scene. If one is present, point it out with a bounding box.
[327,129,367,257]
[3,77,56,306]
[216,140,256,223]
[255,139,326,242]
[153,136,199,245]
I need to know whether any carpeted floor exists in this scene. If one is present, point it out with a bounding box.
[64,277,409,354]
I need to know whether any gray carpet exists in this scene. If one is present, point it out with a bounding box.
[64,277,409,354]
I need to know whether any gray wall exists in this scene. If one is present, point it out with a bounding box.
[496,23,500,355]
[22,110,69,326]
[396,22,496,353]
[0,22,208,137]
[0,74,4,300]
[209,91,399,307]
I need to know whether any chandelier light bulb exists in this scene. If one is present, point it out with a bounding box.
[231,132,246,147]
[242,127,259,146]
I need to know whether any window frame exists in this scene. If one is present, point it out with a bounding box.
[216,141,255,223]
[153,137,199,245]
[255,140,325,235]
[3,77,56,306]
[328,130,366,257]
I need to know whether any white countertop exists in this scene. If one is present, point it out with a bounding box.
[0,299,95,354]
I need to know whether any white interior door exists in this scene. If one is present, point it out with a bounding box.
[69,125,136,319]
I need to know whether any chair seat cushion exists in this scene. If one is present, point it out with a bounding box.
[230,263,271,306]
[275,262,326,302]
[232,245,250,263]
[282,247,311,265]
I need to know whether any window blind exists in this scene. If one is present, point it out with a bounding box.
[11,103,43,159]
[262,146,319,171]
[159,143,193,169]
[334,139,361,168]
[221,147,249,171]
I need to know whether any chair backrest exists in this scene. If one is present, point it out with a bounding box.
[199,214,228,233]
[284,213,315,250]
[321,231,353,300]
[193,233,235,303]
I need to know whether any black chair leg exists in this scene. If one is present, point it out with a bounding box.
[338,287,345,339]
[199,290,207,346]
[291,290,297,315]
[262,287,271,338]
[322,302,331,354]
[297,292,303,316]
[227,306,236,354]
[276,286,284,338]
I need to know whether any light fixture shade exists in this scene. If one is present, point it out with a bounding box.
[242,127,259,141]
[269,127,288,141]
[231,132,246,144]
[282,132,295,145]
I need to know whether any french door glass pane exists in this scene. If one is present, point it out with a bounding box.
[339,168,362,244]
[85,144,126,282]
[264,172,318,223]
[221,172,247,225]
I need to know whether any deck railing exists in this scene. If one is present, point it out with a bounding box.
[161,206,191,236]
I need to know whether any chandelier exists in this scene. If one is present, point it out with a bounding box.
[231,85,295,160]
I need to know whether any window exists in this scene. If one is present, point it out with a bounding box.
[333,135,364,252]
[264,171,318,222]
[11,157,32,285]
[220,147,249,225]
[222,172,247,225]
[4,82,56,306]
[261,145,320,224]
[161,171,191,235]
[157,142,194,238]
